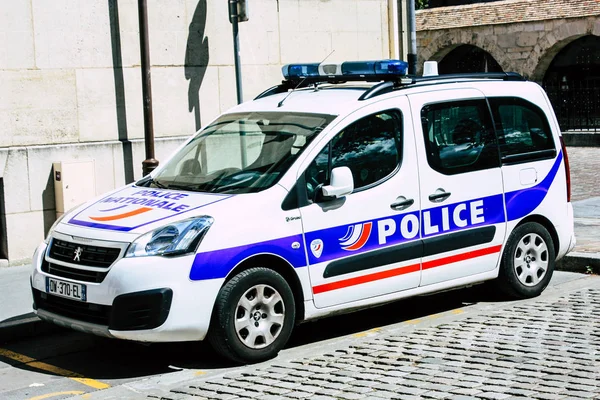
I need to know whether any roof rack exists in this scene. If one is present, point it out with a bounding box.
[358,72,525,101]
[254,71,526,101]
[411,72,525,83]
[358,81,396,101]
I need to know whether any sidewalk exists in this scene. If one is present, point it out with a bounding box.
[556,196,600,272]
[0,264,32,323]
[0,263,62,343]
[1,198,599,345]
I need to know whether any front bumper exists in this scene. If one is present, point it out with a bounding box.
[31,237,224,342]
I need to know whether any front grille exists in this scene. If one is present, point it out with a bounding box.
[41,259,108,283]
[33,289,111,326]
[49,239,121,268]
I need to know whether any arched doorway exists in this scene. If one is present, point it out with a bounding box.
[543,35,600,132]
[438,45,503,74]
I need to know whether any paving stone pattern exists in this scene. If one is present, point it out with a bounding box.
[154,289,600,400]
[568,147,600,202]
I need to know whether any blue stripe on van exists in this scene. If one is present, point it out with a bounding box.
[188,152,564,281]
[189,234,307,281]
[505,151,563,221]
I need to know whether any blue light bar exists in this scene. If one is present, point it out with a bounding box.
[375,60,409,75]
[281,63,320,79]
[282,59,408,81]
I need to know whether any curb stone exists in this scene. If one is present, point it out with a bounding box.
[0,313,64,345]
[556,252,600,274]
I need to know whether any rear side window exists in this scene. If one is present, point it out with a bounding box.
[488,97,556,164]
[421,100,499,175]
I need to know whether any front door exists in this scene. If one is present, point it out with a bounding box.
[409,89,507,286]
[298,98,422,309]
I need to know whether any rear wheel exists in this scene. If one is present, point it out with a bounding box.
[496,222,555,299]
[208,267,295,364]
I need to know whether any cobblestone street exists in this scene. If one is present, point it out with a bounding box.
[149,277,600,400]
[567,147,600,202]
[146,146,600,400]
[566,146,600,254]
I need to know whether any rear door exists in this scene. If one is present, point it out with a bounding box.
[487,96,559,222]
[298,97,422,308]
[409,89,507,286]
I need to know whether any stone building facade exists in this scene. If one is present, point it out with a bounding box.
[416,0,600,141]
[417,0,600,80]
[1,0,597,265]
[0,0,393,265]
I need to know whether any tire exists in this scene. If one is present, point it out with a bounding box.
[495,222,555,299]
[207,267,296,364]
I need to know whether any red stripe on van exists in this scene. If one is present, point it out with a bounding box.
[312,245,502,294]
[422,245,503,270]
[313,263,420,294]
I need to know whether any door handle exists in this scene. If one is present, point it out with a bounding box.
[390,196,414,211]
[429,189,451,203]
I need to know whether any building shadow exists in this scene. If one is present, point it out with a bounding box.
[108,0,135,184]
[185,0,210,132]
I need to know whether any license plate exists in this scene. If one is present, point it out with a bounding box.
[46,277,87,302]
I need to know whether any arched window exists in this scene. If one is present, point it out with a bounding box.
[543,35,600,132]
[438,45,503,74]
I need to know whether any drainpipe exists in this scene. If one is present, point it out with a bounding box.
[229,0,244,104]
[138,0,159,176]
[407,0,417,75]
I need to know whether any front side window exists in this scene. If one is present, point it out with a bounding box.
[488,97,556,163]
[138,112,336,194]
[305,110,402,201]
[421,100,499,175]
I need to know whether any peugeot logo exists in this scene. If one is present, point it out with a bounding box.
[73,246,83,262]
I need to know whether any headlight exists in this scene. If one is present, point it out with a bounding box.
[125,216,214,258]
[44,213,67,244]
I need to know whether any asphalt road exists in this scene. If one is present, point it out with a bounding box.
[0,271,596,400]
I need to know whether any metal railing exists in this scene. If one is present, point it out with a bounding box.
[544,79,600,133]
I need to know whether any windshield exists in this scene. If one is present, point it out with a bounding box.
[137,112,336,194]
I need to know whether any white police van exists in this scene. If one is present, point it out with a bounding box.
[31,60,575,363]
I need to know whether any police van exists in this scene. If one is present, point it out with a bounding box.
[31,60,575,363]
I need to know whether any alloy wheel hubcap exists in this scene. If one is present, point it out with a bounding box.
[234,284,285,349]
[514,233,549,287]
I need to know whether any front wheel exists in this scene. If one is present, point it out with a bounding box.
[495,222,555,299]
[208,267,295,364]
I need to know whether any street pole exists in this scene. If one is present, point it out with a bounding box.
[229,0,243,104]
[407,0,417,75]
[138,0,158,176]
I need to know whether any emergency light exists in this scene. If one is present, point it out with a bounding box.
[282,60,409,81]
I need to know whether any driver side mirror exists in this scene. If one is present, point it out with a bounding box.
[321,166,354,199]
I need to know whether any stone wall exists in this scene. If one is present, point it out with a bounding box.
[0,0,392,264]
[416,0,600,80]
[417,16,600,80]
[0,138,184,265]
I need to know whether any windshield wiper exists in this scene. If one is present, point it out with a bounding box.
[163,183,194,190]
[135,176,167,188]
[149,179,168,189]
[165,182,215,193]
